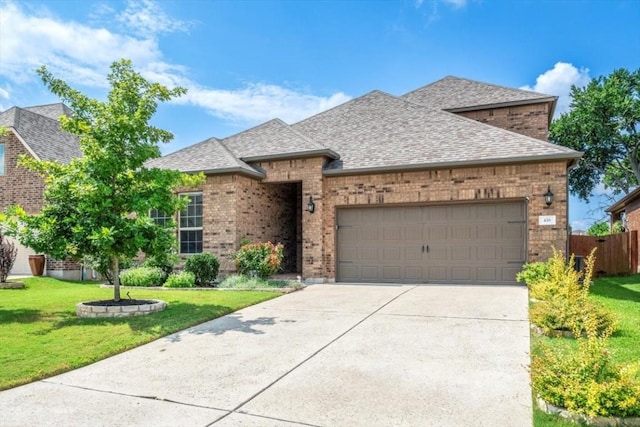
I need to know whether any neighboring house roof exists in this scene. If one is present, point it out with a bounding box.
[145,137,265,178]
[402,76,556,112]
[23,103,73,121]
[293,90,578,174]
[152,76,581,177]
[222,118,339,161]
[0,104,81,164]
[606,187,640,215]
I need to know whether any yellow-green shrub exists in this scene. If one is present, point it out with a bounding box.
[532,316,640,417]
[528,248,616,337]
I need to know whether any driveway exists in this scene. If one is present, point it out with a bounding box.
[0,284,531,427]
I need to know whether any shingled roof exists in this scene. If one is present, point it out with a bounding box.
[0,104,81,164]
[222,118,338,161]
[402,76,556,111]
[293,90,578,174]
[145,137,264,178]
[153,76,580,177]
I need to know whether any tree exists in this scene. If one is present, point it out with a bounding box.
[586,221,610,236]
[0,59,203,301]
[549,68,640,201]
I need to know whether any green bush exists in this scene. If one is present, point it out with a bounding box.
[234,241,284,279]
[142,252,178,279]
[163,271,195,288]
[516,261,551,287]
[119,267,165,287]
[532,317,640,417]
[218,274,299,289]
[184,253,219,286]
[86,255,136,285]
[529,248,617,336]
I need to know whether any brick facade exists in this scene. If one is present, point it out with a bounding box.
[624,200,640,233]
[456,102,551,141]
[322,162,567,279]
[0,132,46,214]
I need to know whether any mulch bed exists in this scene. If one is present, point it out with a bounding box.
[83,299,157,307]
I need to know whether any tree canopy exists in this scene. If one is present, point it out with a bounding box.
[0,59,203,300]
[549,68,640,201]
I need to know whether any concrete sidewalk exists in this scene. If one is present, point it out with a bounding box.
[0,284,532,427]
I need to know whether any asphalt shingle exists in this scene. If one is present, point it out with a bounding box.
[402,76,555,110]
[145,137,264,178]
[292,90,579,173]
[222,118,338,160]
[0,105,81,164]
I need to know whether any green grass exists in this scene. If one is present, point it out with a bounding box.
[0,277,280,390]
[532,274,640,426]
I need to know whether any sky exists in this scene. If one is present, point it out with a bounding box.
[1,0,639,231]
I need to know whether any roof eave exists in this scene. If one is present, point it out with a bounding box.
[158,166,266,179]
[241,148,340,163]
[323,153,583,176]
[605,187,640,213]
[3,127,42,161]
[444,97,558,113]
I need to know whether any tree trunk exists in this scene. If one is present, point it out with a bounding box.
[112,255,120,302]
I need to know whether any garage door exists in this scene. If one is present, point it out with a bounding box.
[336,202,526,284]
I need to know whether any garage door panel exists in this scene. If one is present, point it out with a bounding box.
[337,202,526,284]
[361,247,378,261]
[451,266,472,281]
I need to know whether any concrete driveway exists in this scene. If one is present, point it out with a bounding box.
[0,284,531,427]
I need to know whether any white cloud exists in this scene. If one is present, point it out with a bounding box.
[0,1,350,126]
[117,0,193,37]
[521,62,591,117]
[178,83,351,124]
[570,219,592,232]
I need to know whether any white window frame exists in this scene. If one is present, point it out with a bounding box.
[149,209,172,227]
[178,192,203,254]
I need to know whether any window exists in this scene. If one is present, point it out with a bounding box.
[150,209,172,227]
[0,143,5,175]
[179,193,203,254]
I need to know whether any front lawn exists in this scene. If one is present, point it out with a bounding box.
[532,274,640,426]
[0,277,280,390]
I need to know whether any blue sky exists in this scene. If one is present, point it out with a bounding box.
[1,0,639,231]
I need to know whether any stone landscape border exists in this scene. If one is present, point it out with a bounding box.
[537,397,640,427]
[76,300,167,318]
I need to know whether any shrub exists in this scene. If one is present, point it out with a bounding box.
[85,255,136,285]
[184,253,219,286]
[532,316,640,417]
[119,266,165,287]
[218,274,299,289]
[0,233,18,283]
[516,261,551,287]
[163,271,195,288]
[234,241,284,279]
[142,252,178,279]
[528,248,617,337]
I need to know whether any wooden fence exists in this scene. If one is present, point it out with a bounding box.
[569,231,638,276]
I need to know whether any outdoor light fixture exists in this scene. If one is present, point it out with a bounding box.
[307,196,315,213]
[544,186,554,207]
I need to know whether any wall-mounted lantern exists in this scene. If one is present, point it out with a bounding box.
[544,186,554,207]
[307,196,315,214]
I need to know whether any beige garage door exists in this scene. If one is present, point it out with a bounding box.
[336,202,526,284]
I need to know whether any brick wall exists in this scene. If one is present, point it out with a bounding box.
[249,158,325,280]
[0,132,46,214]
[456,103,550,141]
[625,199,640,232]
[236,177,300,273]
[322,161,568,278]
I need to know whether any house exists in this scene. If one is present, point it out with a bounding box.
[0,103,84,278]
[148,76,582,285]
[607,187,640,232]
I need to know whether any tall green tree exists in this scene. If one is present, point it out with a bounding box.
[0,59,203,301]
[550,68,640,201]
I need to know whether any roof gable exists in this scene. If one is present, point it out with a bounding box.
[0,105,81,164]
[402,76,555,111]
[222,118,338,161]
[23,103,73,121]
[145,137,264,178]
